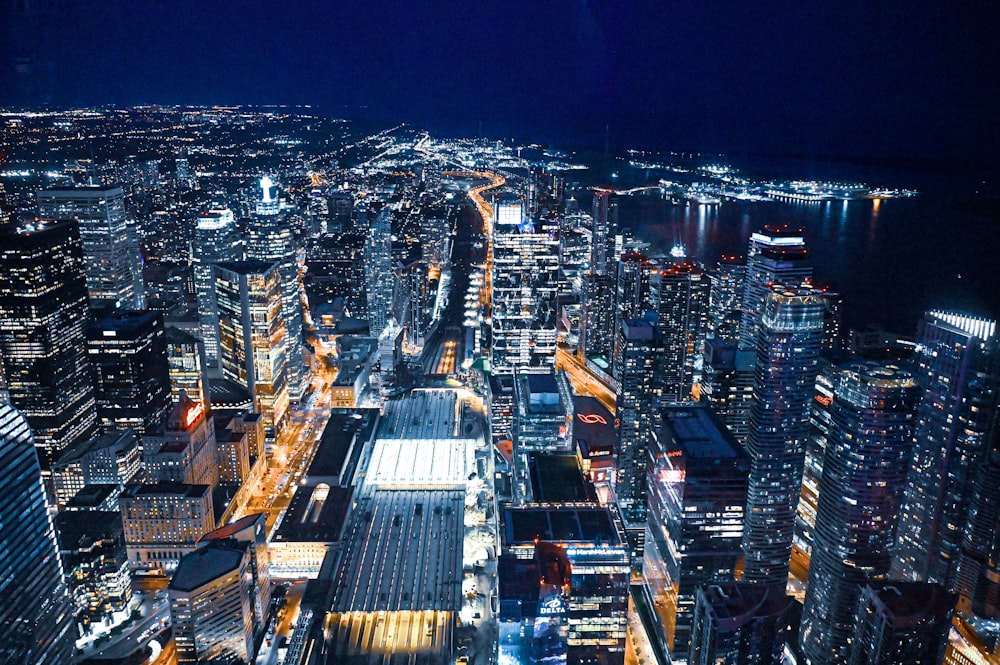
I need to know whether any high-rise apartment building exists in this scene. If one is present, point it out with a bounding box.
[215,260,289,443]
[893,312,1000,587]
[36,184,144,310]
[644,406,749,659]
[708,255,745,346]
[800,362,920,665]
[848,582,955,665]
[246,178,305,399]
[87,309,172,437]
[0,221,97,469]
[738,226,812,352]
[364,207,394,338]
[590,190,618,275]
[687,582,793,665]
[742,286,826,588]
[581,272,617,361]
[491,192,560,373]
[0,402,76,663]
[652,262,710,403]
[613,317,659,523]
[192,207,242,366]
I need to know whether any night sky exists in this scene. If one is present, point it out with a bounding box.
[2,0,997,164]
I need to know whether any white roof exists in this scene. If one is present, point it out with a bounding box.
[366,437,476,489]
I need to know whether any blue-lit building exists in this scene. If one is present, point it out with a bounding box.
[499,505,630,665]
[848,582,955,665]
[192,207,242,366]
[0,402,76,663]
[799,362,920,665]
[893,311,1000,588]
[643,405,749,659]
[742,286,826,588]
[687,582,793,665]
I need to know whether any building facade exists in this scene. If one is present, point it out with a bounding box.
[36,184,144,310]
[192,207,242,366]
[742,287,826,587]
[0,402,76,663]
[0,221,97,469]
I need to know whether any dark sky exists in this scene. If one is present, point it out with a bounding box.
[3,0,997,163]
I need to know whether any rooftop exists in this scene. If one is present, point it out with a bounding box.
[333,490,465,613]
[661,406,745,460]
[53,428,136,467]
[169,541,247,593]
[365,437,476,490]
[528,454,597,503]
[274,485,353,543]
[504,505,621,546]
[307,410,378,482]
[377,389,467,440]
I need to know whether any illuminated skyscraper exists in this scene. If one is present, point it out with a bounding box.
[0,221,97,470]
[738,226,812,351]
[0,402,76,664]
[893,311,1000,587]
[613,317,659,523]
[215,260,289,443]
[742,286,826,588]
[246,177,305,399]
[799,362,920,665]
[192,207,241,366]
[87,309,172,437]
[364,207,394,338]
[581,271,617,361]
[616,251,655,323]
[652,262,710,403]
[644,406,749,659]
[955,431,1000,618]
[144,396,219,488]
[491,192,559,373]
[707,255,745,346]
[591,190,618,275]
[165,326,209,408]
[36,184,144,310]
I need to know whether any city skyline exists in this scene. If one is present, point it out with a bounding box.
[0,62,1000,665]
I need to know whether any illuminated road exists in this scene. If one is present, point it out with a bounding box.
[555,345,617,414]
[234,363,338,535]
[443,170,504,328]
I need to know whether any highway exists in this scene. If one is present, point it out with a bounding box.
[555,344,617,414]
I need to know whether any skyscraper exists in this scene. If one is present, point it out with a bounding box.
[192,207,242,366]
[708,255,745,346]
[87,309,173,437]
[687,582,793,665]
[848,582,955,665]
[893,311,1000,587]
[215,260,289,442]
[364,207,394,338]
[799,362,920,665]
[165,326,209,408]
[246,178,306,400]
[742,286,826,588]
[955,430,1000,618]
[613,317,659,523]
[644,406,749,659]
[491,192,560,373]
[0,221,97,469]
[652,262,710,403]
[590,189,618,275]
[581,271,617,361]
[36,184,144,310]
[738,226,812,352]
[0,402,76,664]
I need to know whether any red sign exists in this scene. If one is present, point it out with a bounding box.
[578,413,608,425]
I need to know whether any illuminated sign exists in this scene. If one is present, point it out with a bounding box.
[577,413,608,425]
[538,595,566,616]
[814,395,833,407]
[183,402,204,428]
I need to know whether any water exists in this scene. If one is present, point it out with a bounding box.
[580,158,1000,335]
